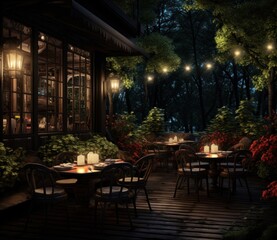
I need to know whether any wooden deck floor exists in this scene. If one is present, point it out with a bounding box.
[0,166,269,240]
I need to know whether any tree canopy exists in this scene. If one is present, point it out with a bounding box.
[107,0,277,133]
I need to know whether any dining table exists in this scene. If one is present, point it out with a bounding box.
[151,140,197,170]
[154,139,196,149]
[195,151,232,189]
[52,159,124,205]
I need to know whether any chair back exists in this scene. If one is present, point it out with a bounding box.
[97,162,135,200]
[23,162,66,202]
[175,149,200,172]
[53,151,78,166]
[225,150,253,173]
[179,144,196,153]
[144,142,159,155]
[134,154,155,183]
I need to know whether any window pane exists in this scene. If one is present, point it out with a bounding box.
[67,46,91,132]
[38,32,63,132]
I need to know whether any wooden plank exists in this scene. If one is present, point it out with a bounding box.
[0,168,269,240]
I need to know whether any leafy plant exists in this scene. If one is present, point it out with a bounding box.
[208,101,266,139]
[38,134,81,166]
[0,142,26,192]
[260,224,277,240]
[137,107,165,138]
[38,134,119,165]
[79,134,119,161]
[235,100,265,138]
[106,112,138,143]
[207,106,239,134]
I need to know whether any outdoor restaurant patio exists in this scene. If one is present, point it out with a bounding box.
[0,164,271,240]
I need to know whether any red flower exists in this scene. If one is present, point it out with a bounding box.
[262,181,277,200]
[250,134,277,167]
[199,131,240,151]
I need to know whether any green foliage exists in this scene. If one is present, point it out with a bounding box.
[207,106,239,134]
[38,134,119,165]
[38,134,80,165]
[79,135,119,161]
[235,100,265,138]
[0,143,26,191]
[199,0,277,91]
[113,0,159,25]
[106,56,142,90]
[223,227,252,240]
[207,100,265,139]
[261,224,277,240]
[107,112,138,143]
[136,107,165,137]
[108,108,166,142]
[137,32,181,74]
[256,161,277,181]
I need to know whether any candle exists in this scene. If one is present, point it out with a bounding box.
[173,136,178,143]
[87,152,94,164]
[204,145,210,153]
[210,144,218,153]
[169,137,173,143]
[92,153,99,164]
[77,154,85,166]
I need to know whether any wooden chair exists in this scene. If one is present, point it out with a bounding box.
[173,149,209,201]
[179,144,209,169]
[23,163,69,230]
[53,152,78,197]
[145,142,174,170]
[94,162,136,228]
[122,154,155,213]
[218,150,252,201]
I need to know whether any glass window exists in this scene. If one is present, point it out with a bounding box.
[2,18,32,135]
[67,45,91,132]
[38,33,63,132]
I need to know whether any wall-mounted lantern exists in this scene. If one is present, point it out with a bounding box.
[110,77,120,93]
[107,74,120,93]
[4,37,24,78]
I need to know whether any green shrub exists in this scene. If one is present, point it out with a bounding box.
[261,224,277,240]
[38,134,80,166]
[79,134,119,160]
[136,107,165,139]
[0,143,26,192]
[38,134,119,165]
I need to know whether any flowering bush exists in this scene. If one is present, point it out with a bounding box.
[199,131,240,151]
[250,134,277,200]
[117,136,144,163]
[250,135,277,166]
[250,134,277,180]
[262,181,277,200]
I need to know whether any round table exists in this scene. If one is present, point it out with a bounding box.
[196,152,231,189]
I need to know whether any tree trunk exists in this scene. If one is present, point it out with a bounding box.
[267,67,276,134]
[268,67,276,117]
[125,88,132,113]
